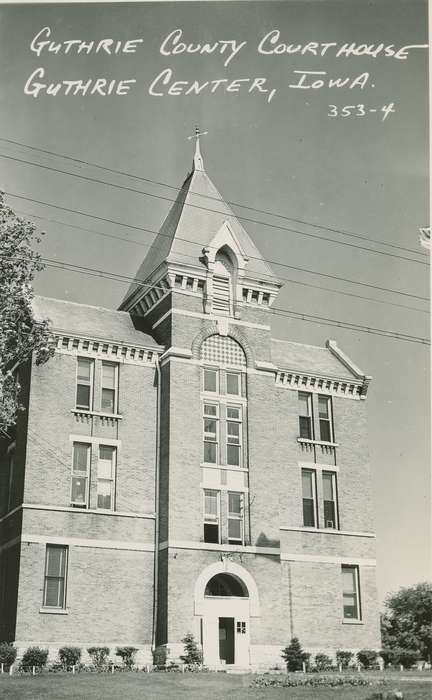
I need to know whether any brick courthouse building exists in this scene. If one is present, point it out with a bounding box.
[0,138,380,668]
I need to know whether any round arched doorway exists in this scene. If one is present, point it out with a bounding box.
[196,567,255,668]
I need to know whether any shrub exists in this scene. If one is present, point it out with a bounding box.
[87,646,110,671]
[0,642,17,668]
[281,637,310,672]
[380,647,419,668]
[357,649,378,669]
[20,646,49,669]
[315,653,333,671]
[152,645,168,668]
[116,646,138,669]
[58,646,81,669]
[180,633,202,665]
[336,650,354,669]
[252,675,387,688]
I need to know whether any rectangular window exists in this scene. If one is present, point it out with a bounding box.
[101,362,118,414]
[323,471,338,529]
[203,404,218,463]
[228,492,244,544]
[226,405,242,467]
[97,446,116,510]
[226,372,241,396]
[302,469,317,527]
[203,368,218,393]
[318,395,333,442]
[71,443,91,507]
[76,358,93,410]
[204,489,220,543]
[43,545,68,608]
[342,565,361,620]
[298,392,313,439]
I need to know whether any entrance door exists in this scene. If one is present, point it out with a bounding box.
[219,617,235,664]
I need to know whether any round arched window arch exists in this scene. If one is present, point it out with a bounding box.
[199,335,246,368]
[205,573,248,597]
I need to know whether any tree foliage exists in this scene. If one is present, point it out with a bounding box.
[281,637,310,671]
[381,582,432,661]
[180,633,202,665]
[0,192,54,432]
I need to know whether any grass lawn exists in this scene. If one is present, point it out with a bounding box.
[0,672,430,699]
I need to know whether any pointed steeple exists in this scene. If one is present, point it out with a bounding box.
[119,134,281,312]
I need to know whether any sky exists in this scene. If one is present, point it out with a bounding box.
[0,0,429,605]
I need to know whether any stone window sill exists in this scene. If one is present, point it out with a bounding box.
[342,619,363,625]
[40,607,69,615]
[297,438,339,447]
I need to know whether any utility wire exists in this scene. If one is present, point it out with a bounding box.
[6,191,429,303]
[0,135,426,258]
[16,208,429,315]
[8,252,426,345]
[0,152,427,267]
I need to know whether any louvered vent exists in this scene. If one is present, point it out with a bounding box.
[212,275,231,315]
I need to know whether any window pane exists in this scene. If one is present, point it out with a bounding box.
[228,493,242,515]
[318,396,329,419]
[46,547,64,577]
[298,393,310,415]
[102,363,116,388]
[324,500,336,526]
[45,578,62,607]
[204,370,217,392]
[97,481,112,509]
[320,420,331,442]
[204,442,217,463]
[71,477,87,503]
[227,422,240,442]
[98,460,112,480]
[226,373,240,395]
[204,418,217,436]
[204,404,217,417]
[299,416,312,439]
[343,593,358,619]
[322,473,333,501]
[227,406,241,420]
[228,519,241,539]
[302,471,313,499]
[204,523,219,543]
[73,444,89,471]
[101,388,115,413]
[205,491,218,517]
[342,567,356,593]
[77,359,91,381]
[99,445,114,461]
[303,499,315,527]
[227,444,240,466]
[76,384,90,409]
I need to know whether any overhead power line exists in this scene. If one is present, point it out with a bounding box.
[0,135,426,258]
[4,251,427,345]
[6,191,429,303]
[16,208,429,315]
[0,152,427,267]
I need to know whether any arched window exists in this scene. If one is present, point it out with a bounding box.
[213,248,235,316]
[200,335,246,368]
[205,573,248,597]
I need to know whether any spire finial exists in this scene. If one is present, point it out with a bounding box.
[187,125,208,172]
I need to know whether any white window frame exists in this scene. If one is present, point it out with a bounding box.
[43,544,68,609]
[298,391,314,440]
[203,367,219,394]
[301,468,318,528]
[96,445,117,511]
[342,565,362,621]
[203,403,219,464]
[226,404,243,468]
[76,358,94,410]
[70,442,91,508]
[203,489,221,544]
[101,362,119,415]
[318,394,334,443]
[322,470,339,529]
[227,491,244,545]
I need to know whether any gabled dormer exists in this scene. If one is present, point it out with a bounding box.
[118,131,282,325]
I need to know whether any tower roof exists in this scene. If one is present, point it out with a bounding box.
[120,135,279,310]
